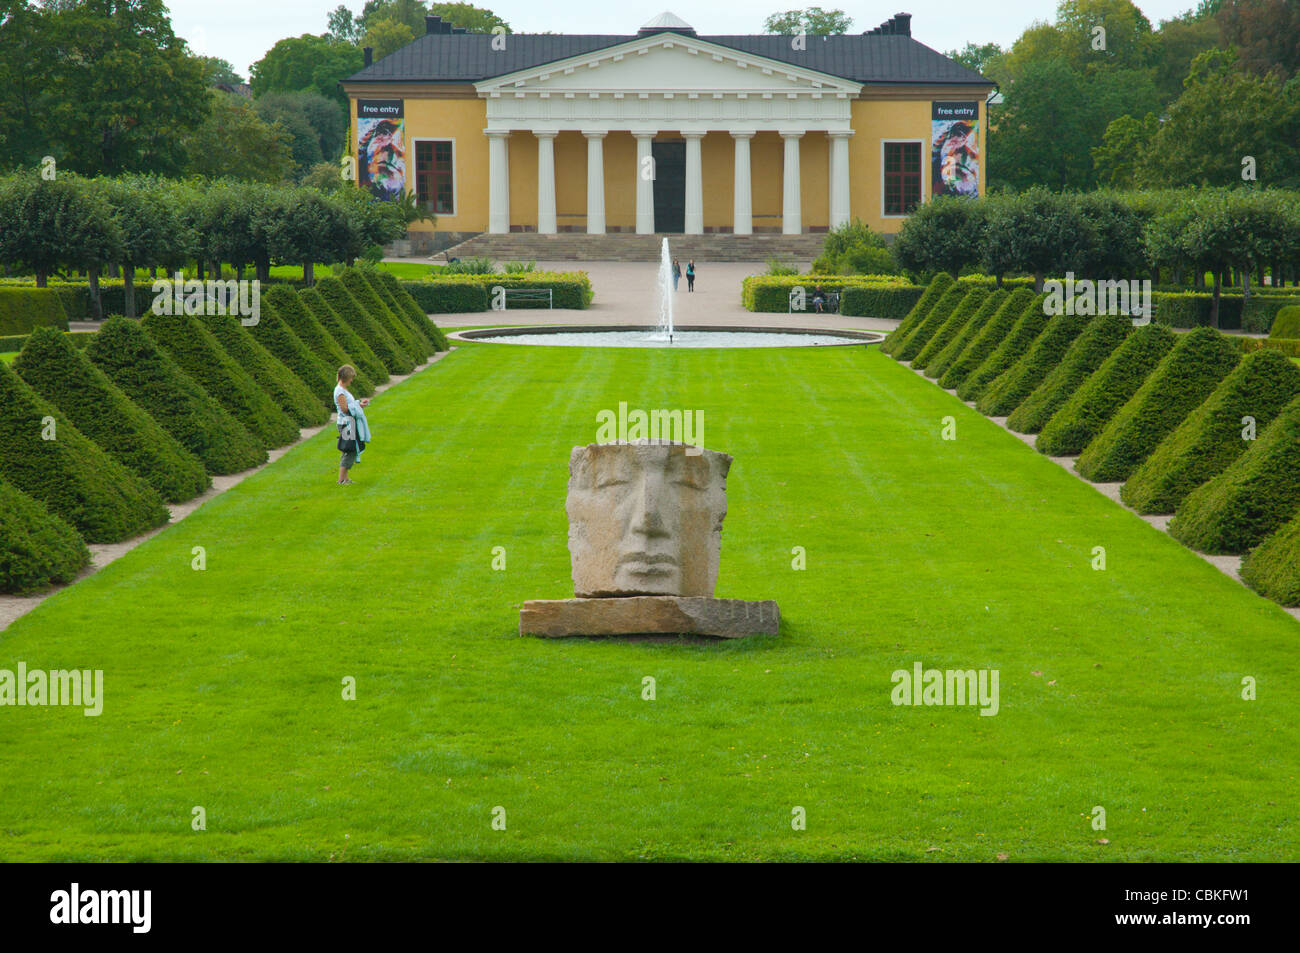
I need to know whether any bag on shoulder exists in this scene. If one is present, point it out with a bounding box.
[337,414,358,453]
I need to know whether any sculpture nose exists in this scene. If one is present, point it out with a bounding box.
[628,472,668,538]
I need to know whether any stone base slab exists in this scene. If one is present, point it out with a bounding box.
[520,596,780,639]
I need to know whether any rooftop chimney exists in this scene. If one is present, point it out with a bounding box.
[362,46,373,67]
[425,14,451,35]
[866,13,912,36]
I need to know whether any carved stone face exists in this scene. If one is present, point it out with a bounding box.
[567,443,731,598]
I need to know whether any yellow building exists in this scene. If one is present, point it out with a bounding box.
[342,12,993,253]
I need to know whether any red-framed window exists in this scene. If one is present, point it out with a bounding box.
[415,140,454,214]
[883,141,922,216]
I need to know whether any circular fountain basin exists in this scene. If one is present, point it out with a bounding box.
[451,325,884,349]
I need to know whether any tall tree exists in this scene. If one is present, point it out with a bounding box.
[250,35,365,108]
[1217,0,1300,79]
[362,16,415,60]
[183,90,296,183]
[762,8,852,35]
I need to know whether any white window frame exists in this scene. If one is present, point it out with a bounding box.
[412,137,457,218]
[880,138,926,220]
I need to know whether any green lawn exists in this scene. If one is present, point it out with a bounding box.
[1,344,1296,861]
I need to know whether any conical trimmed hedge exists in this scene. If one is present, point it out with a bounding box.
[1169,395,1300,554]
[1122,349,1300,514]
[925,290,1007,381]
[939,288,1035,391]
[895,284,969,362]
[247,297,337,405]
[0,361,167,543]
[1005,315,1130,434]
[1076,326,1241,483]
[262,285,374,397]
[362,270,436,350]
[143,312,300,449]
[881,273,955,355]
[1240,514,1300,606]
[370,271,450,351]
[13,327,209,503]
[339,268,429,362]
[316,276,413,376]
[299,288,389,386]
[978,313,1089,417]
[913,287,992,371]
[85,317,266,475]
[1036,324,1177,457]
[0,476,89,594]
[956,294,1049,402]
[197,315,328,428]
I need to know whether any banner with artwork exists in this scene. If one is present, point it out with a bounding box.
[357,100,405,201]
[931,102,979,199]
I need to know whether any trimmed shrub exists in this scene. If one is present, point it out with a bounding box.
[86,317,266,475]
[365,270,433,347]
[197,314,328,428]
[1240,514,1300,606]
[1037,324,1178,456]
[246,296,338,403]
[913,287,992,371]
[339,268,428,362]
[1271,305,1300,339]
[0,477,89,595]
[401,280,489,314]
[316,276,413,376]
[262,285,374,397]
[14,327,209,503]
[143,312,300,449]
[925,290,1008,381]
[978,313,1088,417]
[299,288,389,385]
[0,361,167,542]
[402,272,593,311]
[1076,327,1242,482]
[881,273,954,354]
[895,285,968,362]
[0,287,68,335]
[1122,349,1300,514]
[956,294,1049,402]
[1005,315,1131,434]
[840,285,926,320]
[938,289,1035,391]
[370,271,450,352]
[1169,396,1300,554]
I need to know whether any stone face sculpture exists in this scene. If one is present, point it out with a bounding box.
[520,442,779,639]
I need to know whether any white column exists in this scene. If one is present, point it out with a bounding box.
[828,131,853,229]
[486,130,510,235]
[536,131,557,235]
[781,131,803,234]
[684,132,704,235]
[583,130,606,235]
[731,131,754,236]
[634,131,656,234]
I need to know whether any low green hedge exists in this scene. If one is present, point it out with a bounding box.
[0,359,167,543]
[373,271,450,351]
[1121,348,1300,515]
[403,280,489,314]
[299,288,390,385]
[402,272,593,312]
[0,287,68,335]
[197,315,329,429]
[363,270,436,352]
[263,285,373,397]
[742,274,908,313]
[1036,324,1177,457]
[340,268,428,363]
[316,277,412,377]
[0,476,89,595]
[938,289,1035,391]
[1169,395,1300,554]
[14,327,210,504]
[880,273,954,354]
[840,285,926,319]
[1076,326,1242,483]
[978,313,1089,418]
[926,290,1009,381]
[1006,315,1130,434]
[895,285,969,363]
[1271,305,1300,339]
[956,294,1050,402]
[913,287,992,372]
[1240,513,1300,606]
[1,330,95,353]
[86,317,267,475]
[1150,292,1292,332]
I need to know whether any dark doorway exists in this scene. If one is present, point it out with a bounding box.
[652,140,685,233]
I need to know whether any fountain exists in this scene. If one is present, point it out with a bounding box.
[656,237,674,342]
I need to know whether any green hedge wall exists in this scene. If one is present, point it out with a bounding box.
[1076,327,1242,483]
[913,287,992,372]
[840,285,926,319]
[299,288,389,385]
[1006,315,1130,434]
[978,313,1088,418]
[197,315,328,428]
[340,268,429,363]
[880,273,954,355]
[1239,337,1300,358]
[1240,513,1300,606]
[1121,348,1300,515]
[895,285,969,362]
[402,272,593,312]
[956,294,1050,403]
[0,476,89,595]
[1168,395,1300,554]
[743,274,904,313]
[375,272,450,351]
[924,290,1009,382]
[316,276,412,376]
[401,280,490,314]
[1036,324,1178,457]
[263,285,373,397]
[364,270,436,352]
[247,297,339,403]
[144,312,300,450]
[938,289,1035,391]
[0,360,167,543]
[14,327,210,504]
[0,287,68,335]
[86,317,267,475]
[1151,292,1294,333]
[1271,306,1300,339]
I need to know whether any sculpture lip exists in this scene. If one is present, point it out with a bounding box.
[617,552,679,571]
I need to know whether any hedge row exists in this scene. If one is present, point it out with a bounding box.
[926,290,1009,382]
[938,289,1034,391]
[1075,327,1242,483]
[1121,349,1300,514]
[0,287,68,335]
[0,476,89,594]
[956,295,1049,402]
[978,313,1089,418]
[249,296,339,401]
[86,317,267,475]
[880,273,954,354]
[264,285,374,397]
[1240,513,1300,605]
[364,270,435,353]
[402,272,594,313]
[1169,395,1300,554]
[317,276,413,377]
[1271,306,1300,339]
[840,285,926,319]
[14,328,210,504]
[1036,324,1177,456]
[341,269,428,363]
[1152,292,1291,333]
[299,287,389,386]
[198,315,328,428]
[372,271,450,351]
[1005,315,1130,434]
[1239,337,1300,357]
[913,287,992,372]
[895,285,969,363]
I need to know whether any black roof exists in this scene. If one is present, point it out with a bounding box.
[345,32,991,87]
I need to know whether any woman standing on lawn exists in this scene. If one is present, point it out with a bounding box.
[334,365,370,486]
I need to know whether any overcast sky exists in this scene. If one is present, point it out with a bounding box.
[171,1,1207,78]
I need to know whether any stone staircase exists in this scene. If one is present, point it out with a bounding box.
[435,232,826,263]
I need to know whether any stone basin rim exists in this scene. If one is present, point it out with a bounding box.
[449,325,886,347]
